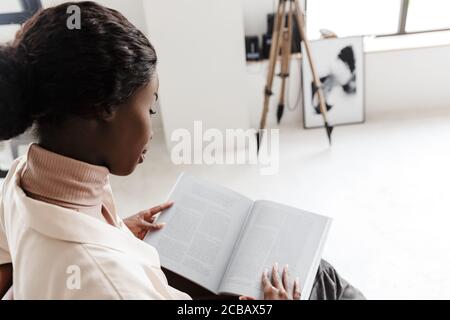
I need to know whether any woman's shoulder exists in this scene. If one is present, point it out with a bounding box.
[1,156,25,187]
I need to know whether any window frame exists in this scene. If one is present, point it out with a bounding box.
[397,0,450,36]
[0,0,41,25]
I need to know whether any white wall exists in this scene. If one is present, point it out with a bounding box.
[143,0,250,151]
[242,0,306,36]
[365,45,450,116]
[242,0,275,36]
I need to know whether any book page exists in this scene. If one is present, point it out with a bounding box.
[219,200,331,299]
[144,173,253,293]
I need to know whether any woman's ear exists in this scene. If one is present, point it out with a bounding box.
[96,105,117,122]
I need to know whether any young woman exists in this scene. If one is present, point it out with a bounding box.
[0,1,363,300]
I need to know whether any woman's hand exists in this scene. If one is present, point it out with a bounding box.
[123,201,173,240]
[239,263,301,300]
[0,263,13,300]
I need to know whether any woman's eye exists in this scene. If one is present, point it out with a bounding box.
[150,108,157,115]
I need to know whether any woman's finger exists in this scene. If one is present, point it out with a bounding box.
[262,268,272,289]
[139,219,165,231]
[143,201,174,220]
[271,263,282,290]
[282,264,289,291]
[239,296,255,300]
[293,277,301,300]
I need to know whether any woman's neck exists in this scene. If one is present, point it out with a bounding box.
[37,120,106,167]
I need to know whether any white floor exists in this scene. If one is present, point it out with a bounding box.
[109,107,450,299]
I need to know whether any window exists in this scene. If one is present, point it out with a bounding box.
[0,24,21,43]
[306,0,402,39]
[0,1,23,14]
[306,0,450,39]
[0,0,41,42]
[406,0,450,33]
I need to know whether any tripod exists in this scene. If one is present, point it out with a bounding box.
[257,0,333,150]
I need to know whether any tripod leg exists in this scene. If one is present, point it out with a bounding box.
[277,0,294,124]
[293,0,334,144]
[258,0,287,150]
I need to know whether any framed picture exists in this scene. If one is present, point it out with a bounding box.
[302,36,365,129]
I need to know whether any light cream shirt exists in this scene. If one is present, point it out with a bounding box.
[0,157,191,300]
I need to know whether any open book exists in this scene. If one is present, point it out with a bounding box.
[144,173,331,299]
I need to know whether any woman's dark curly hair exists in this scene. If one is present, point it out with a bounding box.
[0,1,157,140]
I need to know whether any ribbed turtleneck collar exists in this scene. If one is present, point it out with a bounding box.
[20,144,110,215]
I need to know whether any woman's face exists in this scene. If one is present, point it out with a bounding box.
[103,74,159,176]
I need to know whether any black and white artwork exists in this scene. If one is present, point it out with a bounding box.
[302,36,364,128]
